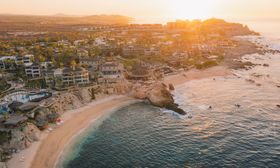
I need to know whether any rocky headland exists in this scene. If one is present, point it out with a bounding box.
[132,82,186,115]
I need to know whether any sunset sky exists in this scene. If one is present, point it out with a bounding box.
[1,0,280,22]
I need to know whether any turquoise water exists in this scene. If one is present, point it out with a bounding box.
[0,106,9,114]
[62,52,280,168]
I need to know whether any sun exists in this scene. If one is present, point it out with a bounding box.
[168,0,219,20]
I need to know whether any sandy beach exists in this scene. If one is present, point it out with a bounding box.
[7,65,231,168]
[164,66,231,86]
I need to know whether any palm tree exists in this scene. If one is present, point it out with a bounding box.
[70,60,77,70]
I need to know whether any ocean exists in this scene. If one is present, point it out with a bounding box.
[61,21,280,168]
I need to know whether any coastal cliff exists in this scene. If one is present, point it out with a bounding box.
[50,89,92,114]
[0,123,40,163]
[0,87,99,163]
[0,82,181,165]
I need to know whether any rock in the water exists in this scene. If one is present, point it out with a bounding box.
[148,83,186,115]
[148,83,174,108]
[166,104,186,115]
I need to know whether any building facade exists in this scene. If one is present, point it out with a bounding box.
[25,63,41,78]
[62,67,90,86]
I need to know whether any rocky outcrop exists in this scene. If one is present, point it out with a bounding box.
[131,84,149,99]
[1,123,40,153]
[13,123,39,150]
[29,107,60,129]
[131,82,186,115]
[50,88,93,114]
[145,82,186,115]
[147,83,174,108]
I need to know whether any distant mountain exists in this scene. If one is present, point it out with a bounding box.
[52,13,71,17]
[0,14,133,25]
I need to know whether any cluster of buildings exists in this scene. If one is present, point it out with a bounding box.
[0,19,245,91]
[0,54,125,88]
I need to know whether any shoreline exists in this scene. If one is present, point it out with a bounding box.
[54,97,142,168]
[7,65,232,168]
[7,95,140,168]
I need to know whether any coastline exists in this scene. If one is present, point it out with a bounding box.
[7,95,140,168]
[7,65,232,168]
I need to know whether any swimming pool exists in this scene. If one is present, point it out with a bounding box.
[6,91,51,103]
[0,105,9,115]
[0,91,52,114]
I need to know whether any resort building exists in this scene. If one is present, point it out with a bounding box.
[122,45,145,57]
[99,62,124,83]
[16,55,34,67]
[0,56,16,70]
[44,68,64,88]
[62,67,90,86]
[127,63,151,81]
[79,58,100,70]
[40,61,53,70]
[25,63,41,78]
[44,69,55,87]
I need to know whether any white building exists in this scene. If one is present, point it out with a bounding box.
[62,67,90,86]
[16,55,34,67]
[25,63,41,78]
[44,68,63,87]
[40,61,53,70]
[77,49,89,58]
[99,62,124,83]
[0,56,16,69]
